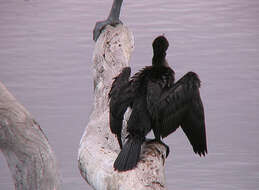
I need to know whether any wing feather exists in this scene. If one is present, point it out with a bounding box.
[181,89,207,156]
[109,67,133,148]
[154,72,207,155]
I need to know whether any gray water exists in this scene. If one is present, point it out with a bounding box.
[0,0,259,189]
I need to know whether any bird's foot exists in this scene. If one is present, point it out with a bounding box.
[93,19,123,41]
[146,139,170,157]
[159,141,170,158]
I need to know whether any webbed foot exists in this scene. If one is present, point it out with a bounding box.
[146,138,170,157]
[159,141,170,157]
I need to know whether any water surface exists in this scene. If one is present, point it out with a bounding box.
[0,0,259,189]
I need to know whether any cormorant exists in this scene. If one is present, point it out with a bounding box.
[109,35,207,171]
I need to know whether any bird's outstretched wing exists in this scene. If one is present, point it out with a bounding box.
[109,67,134,149]
[150,72,207,156]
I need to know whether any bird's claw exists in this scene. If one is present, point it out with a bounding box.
[161,142,170,157]
[145,139,170,157]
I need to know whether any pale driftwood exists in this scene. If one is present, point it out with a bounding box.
[78,24,167,190]
[0,82,60,190]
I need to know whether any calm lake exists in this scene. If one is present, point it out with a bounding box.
[0,0,259,189]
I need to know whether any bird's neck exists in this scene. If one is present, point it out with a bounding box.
[152,53,167,67]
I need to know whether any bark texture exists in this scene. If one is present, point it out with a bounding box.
[0,82,60,190]
[78,24,167,190]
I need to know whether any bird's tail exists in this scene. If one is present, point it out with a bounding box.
[113,135,143,171]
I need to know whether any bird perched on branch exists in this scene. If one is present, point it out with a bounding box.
[109,35,207,171]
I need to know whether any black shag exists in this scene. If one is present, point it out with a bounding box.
[109,35,207,171]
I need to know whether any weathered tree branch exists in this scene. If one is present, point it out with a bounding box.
[78,24,167,190]
[0,14,167,190]
[0,82,60,190]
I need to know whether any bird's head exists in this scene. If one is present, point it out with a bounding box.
[152,35,169,55]
[152,35,169,67]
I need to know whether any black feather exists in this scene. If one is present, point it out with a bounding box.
[109,35,207,171]
[113,135,143,171]
[109,67,133,149]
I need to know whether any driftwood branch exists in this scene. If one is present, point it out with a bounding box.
[78,24,167,190]
[0,82,60,190]
[0,24,168,190]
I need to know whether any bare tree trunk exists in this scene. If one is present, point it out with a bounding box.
[0,82,60,190]
[78,24,167,190]
[0,24,168,190]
